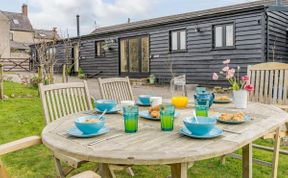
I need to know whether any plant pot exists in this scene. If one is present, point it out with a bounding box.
[233,90,248,109]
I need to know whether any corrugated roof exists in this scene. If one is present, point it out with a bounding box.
[90,0,288,35]
[0,11,33,32]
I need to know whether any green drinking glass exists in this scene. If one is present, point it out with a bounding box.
[195,100,209,117]
[123,105,139,133]
[160,105,175,131]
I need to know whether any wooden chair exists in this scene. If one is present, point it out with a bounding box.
[98,77,135,177]
[247,62,288,178]
[222,62,288,178]
[98,77,134,103]
[0,136,100,178]
[39,81,93,177]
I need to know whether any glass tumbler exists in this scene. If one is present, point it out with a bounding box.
[160,105,175,131]
[123,105,139,133]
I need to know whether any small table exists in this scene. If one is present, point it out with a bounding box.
[42,103,288,178]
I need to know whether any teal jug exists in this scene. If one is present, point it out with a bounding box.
[194,88,215,108]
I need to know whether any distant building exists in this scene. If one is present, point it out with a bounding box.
[0,4,59,58]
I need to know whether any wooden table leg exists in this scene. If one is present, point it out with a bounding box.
[99,163,115,178]
[272,127,281,178]
[242,143,252,178]
[170,162,188,178]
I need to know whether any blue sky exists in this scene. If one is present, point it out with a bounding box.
[1,0,257,37]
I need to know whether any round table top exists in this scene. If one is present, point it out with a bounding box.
[42,102,288,165]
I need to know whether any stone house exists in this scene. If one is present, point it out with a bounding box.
[0,4,59,59]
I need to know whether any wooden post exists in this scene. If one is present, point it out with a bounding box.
[49,66,54,84]
[38,65,43,83]
[62,64,66,83]
[0,64,3,100]
[242,143,252,178]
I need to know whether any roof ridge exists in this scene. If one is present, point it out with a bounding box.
[90,0,282,34]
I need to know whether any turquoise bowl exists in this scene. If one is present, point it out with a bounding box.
[183,116,216,136]
[75,115,105,134]
[138,95,151,105]
[95,99,116,112]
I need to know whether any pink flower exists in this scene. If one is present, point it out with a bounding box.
[212,73,219,80]
[222,66,229,72]
[226,69,235,79]
[228,68,235,75]
[241,75,250,82]
[223,59,230,65]
[244,84,254,92]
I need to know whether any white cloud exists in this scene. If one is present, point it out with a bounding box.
[28,0,157,37]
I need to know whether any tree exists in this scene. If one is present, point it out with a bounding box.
[33,27,58,84]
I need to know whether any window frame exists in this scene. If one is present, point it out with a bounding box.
[169,29,187,53]
[212,22,235,50]
[9,32,13,41]
[95,41,106,57]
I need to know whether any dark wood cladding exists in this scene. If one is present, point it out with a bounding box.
[267,10,288,62]
[46,7,288,86]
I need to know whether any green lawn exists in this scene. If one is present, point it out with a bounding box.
[0,81,288,178]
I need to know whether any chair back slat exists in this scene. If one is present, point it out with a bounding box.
[259,70,265,103]
[247,62,288,105]
[39,81,92,125]
[278,70,284,104]
[264,70,269,103]
[58,89,67,117]
[98,77,134,103]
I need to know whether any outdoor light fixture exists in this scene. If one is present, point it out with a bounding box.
[192,25,200,32]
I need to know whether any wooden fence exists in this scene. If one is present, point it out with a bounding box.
[0,58,31,72]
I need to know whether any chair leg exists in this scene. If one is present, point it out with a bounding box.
[0,160,9,178]
[272,127,281,178]
[126,167,135,177]
[53,156,66,178]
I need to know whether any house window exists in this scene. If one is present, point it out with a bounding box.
[95,41,105,57]
[13,19,19,25]
[213,24,234,48]
[170,30,186,52]
[9,32,13,41]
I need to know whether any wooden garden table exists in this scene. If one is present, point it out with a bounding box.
[42,102,288,178]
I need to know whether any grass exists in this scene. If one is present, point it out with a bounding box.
[0,81,288,178]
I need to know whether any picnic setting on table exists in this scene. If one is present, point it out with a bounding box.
[39,61,288,178]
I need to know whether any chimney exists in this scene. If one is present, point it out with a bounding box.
[76,15,80,37]
[276,0,282,6]
[22,4,28,17]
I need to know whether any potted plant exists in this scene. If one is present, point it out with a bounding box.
[212,59,254,108]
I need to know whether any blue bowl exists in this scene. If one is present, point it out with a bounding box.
[95,99,116,112]
[183,116,216,136]
[75,115,105,134]
[138,95,151,105]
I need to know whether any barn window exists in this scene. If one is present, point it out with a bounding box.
[170,29,186,52]
[95,41,105,57]
[213,23,234,48]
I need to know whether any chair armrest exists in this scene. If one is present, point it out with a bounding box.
[0,136,42,156]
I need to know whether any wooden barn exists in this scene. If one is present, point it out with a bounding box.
[32,0,288,85]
